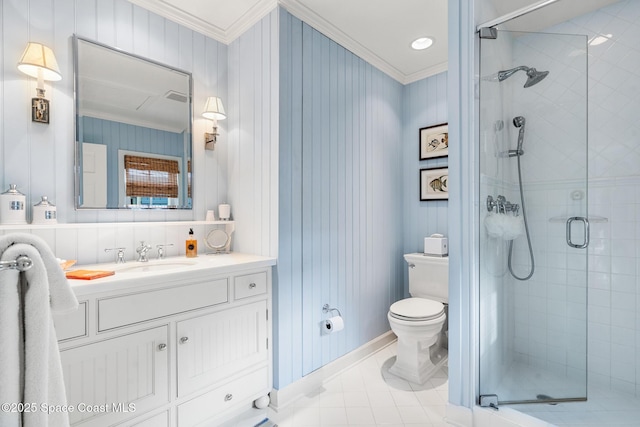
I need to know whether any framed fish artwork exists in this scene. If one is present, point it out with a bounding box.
[419,123,448,160]
[420,167,448,201]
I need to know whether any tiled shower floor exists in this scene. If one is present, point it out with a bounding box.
[496,362,640,426]
[513,386,640,426]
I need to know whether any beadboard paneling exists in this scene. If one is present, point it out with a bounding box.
[1,0,227,224]
[227,9,279,257]
[276,9,404,388]
[402,72,449,295]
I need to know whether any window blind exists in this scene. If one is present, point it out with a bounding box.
[124,155,179,198]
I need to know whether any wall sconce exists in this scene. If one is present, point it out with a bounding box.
[17,42,62,124]
[202,96,226,150]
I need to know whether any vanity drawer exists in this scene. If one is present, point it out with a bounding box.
[98,279,228,331]
[53,301,87,341]
[177,366,268,427]
[234,272,267,300]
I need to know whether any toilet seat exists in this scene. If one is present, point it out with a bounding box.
[389,298,444,321]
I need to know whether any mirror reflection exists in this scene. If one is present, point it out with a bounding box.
[74,35,193,209]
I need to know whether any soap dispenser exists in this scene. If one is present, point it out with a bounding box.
[186,228,198,258]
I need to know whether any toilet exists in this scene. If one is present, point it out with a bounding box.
[387,253,448,384]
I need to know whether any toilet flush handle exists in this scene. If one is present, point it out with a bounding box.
[408,263,416,269]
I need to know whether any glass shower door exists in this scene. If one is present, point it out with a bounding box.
[478,29,588,405]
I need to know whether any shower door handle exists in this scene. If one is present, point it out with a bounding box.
[566,217,589,249]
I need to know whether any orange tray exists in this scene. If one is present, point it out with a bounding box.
[66,269,115,280]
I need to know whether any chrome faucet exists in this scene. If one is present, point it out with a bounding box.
[136,241,153,262]
[105,247,126,264]
[156,243,174,260]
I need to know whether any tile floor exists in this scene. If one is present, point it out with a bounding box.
[226,341,452,427]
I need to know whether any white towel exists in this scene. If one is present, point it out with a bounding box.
[0,233,78,427]
[484,212,524,240]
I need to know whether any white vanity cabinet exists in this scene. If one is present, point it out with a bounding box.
[61,326,169,427]
[53,255,275,427]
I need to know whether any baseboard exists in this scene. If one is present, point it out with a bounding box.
[269,331,397,411]
[445,403,473,426]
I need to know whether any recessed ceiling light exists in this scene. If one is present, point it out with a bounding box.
[411,37,434,50]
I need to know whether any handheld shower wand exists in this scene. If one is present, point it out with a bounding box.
[506,116,526,157]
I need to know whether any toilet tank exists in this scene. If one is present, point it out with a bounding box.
[404,253,448,303]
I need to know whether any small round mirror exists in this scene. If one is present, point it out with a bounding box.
[205,229,230,251]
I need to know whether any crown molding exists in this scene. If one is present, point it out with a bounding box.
[226,0,278,42]
[127,0,277,45]
[127,0,447,84]
[403,62,449,85]
[278,0,406,83]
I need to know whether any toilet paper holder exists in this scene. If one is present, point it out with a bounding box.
[322,304,342,317]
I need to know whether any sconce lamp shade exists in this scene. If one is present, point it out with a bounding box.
[17,42,62,81]
[202,96,226,120]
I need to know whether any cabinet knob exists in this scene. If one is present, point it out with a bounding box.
[158,343,167,351]
[180,337,189,344]
[224,393,233,401]
[249,282,257,289]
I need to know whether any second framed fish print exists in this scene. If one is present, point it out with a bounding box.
[420,167,448,201]
[419,123,448,160]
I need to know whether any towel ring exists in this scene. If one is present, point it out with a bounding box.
[0,256,33,272]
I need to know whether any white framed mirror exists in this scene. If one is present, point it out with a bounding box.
[73,35,193,210]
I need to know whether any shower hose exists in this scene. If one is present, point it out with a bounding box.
[507,150,535,281]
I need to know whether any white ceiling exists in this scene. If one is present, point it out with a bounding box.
[127,0,448,84]
[126,0,621,85]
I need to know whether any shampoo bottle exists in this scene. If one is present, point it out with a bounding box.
[186,228,198,258]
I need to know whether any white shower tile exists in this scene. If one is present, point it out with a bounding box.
[612,309,635,328]
[611,326,635,346]
[589,288,611,307]
[611,239,636,258]
[589,254,611,273]
[589,305,611,325]
[612,291,637,312]
[612,256,636,276]
[589,271,611,290]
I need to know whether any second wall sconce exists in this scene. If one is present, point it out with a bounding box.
[202,96,226,150]
[17,42,62,124]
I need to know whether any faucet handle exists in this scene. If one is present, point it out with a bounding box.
[137,241,152,250]
[105,247,126,264]
[156,243,174,260]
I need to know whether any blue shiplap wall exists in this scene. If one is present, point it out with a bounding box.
[276,9,405,389]
[80,116,186,207]
[402,72,449,294]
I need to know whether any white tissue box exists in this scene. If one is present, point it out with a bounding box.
[424,234,448,256]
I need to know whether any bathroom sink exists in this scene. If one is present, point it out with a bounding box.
[116,260,197,273]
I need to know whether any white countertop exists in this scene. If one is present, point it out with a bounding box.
[66,252,276,296]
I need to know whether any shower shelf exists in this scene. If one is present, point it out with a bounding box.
[548,216,608,223]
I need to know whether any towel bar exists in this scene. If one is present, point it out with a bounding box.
[0,255,33,272]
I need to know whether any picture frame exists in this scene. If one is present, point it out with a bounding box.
[419,123,448,160]
[420,167,448,201]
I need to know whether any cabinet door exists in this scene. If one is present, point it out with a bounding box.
[60,327,169,426]
[177,301,268,397]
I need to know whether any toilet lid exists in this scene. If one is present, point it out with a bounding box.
[390,298,444,321]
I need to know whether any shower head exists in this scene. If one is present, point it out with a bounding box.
[498,66,549,88]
